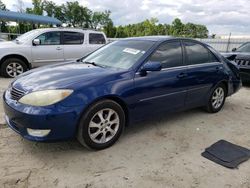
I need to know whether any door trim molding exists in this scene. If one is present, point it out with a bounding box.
[139,90,187,102]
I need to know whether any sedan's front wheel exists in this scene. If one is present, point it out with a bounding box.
[206,83,227,113]
[77,100,125,150]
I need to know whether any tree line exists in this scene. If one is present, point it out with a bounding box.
[0,0,209,38]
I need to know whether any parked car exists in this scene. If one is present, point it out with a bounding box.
[222,42,250,82]
[0,28,107,78]
[3,37,241,150]
[0,38,6,42]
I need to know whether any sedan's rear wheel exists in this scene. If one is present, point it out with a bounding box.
[77,100,125,150]
[206,83,226,113]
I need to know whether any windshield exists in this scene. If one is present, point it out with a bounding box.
[15,30,41,43]
[82,40,155,69]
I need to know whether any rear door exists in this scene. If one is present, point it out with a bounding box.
[132,40,188,119]
[31,31,64,66]
[85,33,106,55]
[63,31,85,61]
[183,40,223,107]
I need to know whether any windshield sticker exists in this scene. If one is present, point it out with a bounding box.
[123,48,141,55]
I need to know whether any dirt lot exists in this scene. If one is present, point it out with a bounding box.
[0,78,250,188]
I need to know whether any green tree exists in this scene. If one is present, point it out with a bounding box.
[0,0,6,10]
[31,0,43,15]
[91,11,111,29]
[170,18,184,36]
[0,0,8,32]
[109,17,208,39]
[62,1,87,27]
[43,0,56,17]
[103,21,116,38]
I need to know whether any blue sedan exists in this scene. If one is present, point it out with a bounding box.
[3,36,241,150]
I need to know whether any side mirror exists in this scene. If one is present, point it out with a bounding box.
[141,61,162,73]
[232,48,237,52]
[33,39,40,46]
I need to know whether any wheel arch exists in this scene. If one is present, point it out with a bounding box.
[220,80,229,96]
[206,80,229,104]
[77,95,130,131]
[102,95,129,126]
[0,54,31,69]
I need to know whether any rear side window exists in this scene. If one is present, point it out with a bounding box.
[184,41,218,65]
[89,33,106,44]
[149,41,183,68]
[63,32,84,45]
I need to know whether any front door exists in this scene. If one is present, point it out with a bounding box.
[132,40,188,120]
[31,31,64,66]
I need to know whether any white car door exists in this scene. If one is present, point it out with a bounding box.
[84,33,106,55]
[31,31,64,66]
[63,31,85,61]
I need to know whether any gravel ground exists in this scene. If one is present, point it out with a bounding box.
[0,78,250,188]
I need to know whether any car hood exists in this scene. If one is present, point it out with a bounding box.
[221,52,250,59]
[0,41,20,48]
[12,62,124,92]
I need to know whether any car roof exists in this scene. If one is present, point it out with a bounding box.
[120,36,212,49]
[121,36,204,43]
[33,27,104,33]
[123,36,175,42]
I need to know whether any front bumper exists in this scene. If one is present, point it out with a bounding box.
[3,92,83,142]
[239,68,250,82]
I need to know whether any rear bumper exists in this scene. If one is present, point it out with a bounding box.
[3,92,83,142]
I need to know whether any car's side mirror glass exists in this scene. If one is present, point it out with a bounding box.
[141,61,162,73]
[232,48,237,52]
[33,39,40,46]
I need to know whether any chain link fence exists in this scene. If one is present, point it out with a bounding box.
[108,38,250,53]
[197,38,250,52]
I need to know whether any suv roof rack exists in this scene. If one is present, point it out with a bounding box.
[56,27,101,32]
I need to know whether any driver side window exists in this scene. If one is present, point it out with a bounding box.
[35,32,61,45]
[149,41,183,69]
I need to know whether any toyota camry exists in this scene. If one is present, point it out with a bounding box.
[3,36,241,150]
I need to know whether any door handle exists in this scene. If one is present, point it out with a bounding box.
[216,66,223,72]
[177,72,188,79]
[56,47,62,50]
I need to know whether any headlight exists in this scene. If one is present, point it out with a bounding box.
[19,89,73,106]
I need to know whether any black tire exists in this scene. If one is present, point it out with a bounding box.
[206,83,227,113]
[0,58,28,78]
[77,100,125,150]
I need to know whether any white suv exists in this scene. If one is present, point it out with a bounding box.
[0,28,107,77]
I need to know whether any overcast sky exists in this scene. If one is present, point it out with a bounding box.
[2,0,250,35]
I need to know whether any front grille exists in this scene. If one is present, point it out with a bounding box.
[235,59,250,66]
[10,87,25,101]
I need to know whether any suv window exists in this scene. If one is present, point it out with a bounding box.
[36,32,61,45]
[89,33,106,44]
[184,41,218,65]
[149,41,183,68]
[63,32,84,45]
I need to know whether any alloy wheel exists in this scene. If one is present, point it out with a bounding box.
[6,62,24,77]
[88,108,120,144]
[212,87,225,109]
